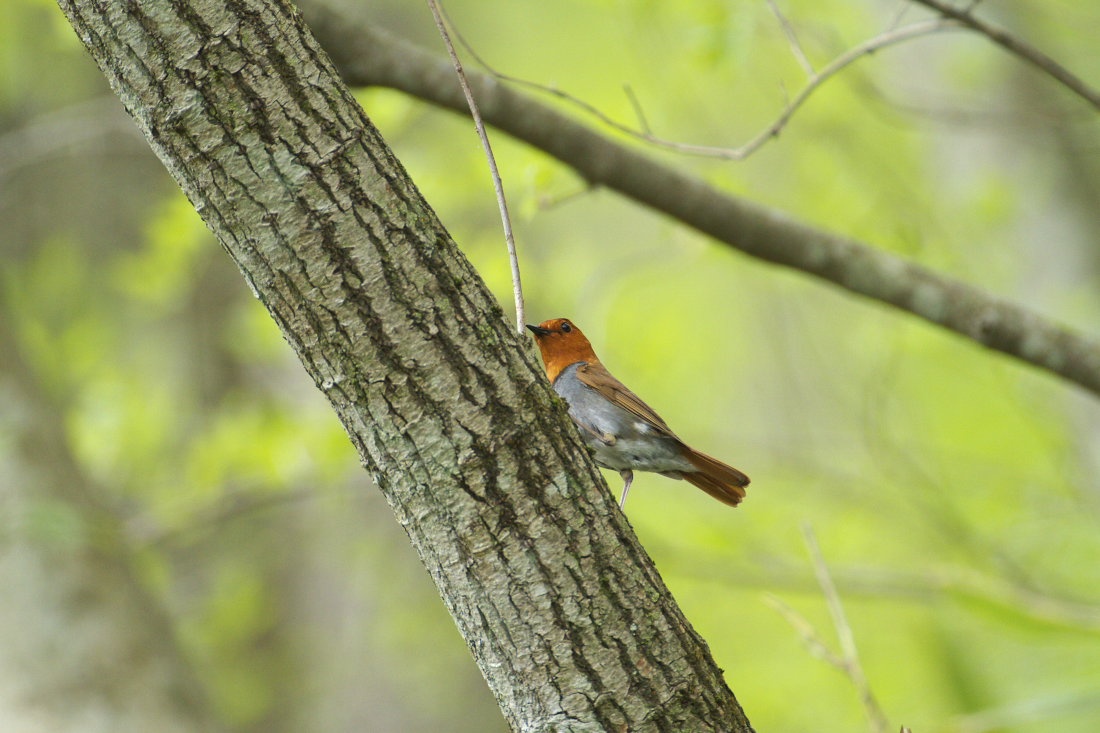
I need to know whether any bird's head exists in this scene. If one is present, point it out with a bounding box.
[526,318,599,382]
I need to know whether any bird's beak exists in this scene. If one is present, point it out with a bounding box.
[526,324,551,336]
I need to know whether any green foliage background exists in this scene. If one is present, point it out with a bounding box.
[3,0,1099,731]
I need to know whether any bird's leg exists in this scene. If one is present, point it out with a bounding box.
[618,469,633,509]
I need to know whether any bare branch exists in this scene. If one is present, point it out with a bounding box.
[764,594,848,669]
[911,0,1100,112]
[307,11,1100,401]
[803,524,890,733]
[425,0,525,335]
[622,83,652,135]
[730,18,958,160]
[437,7,958,160]
[887,0,914,31]
[766,0,816,77]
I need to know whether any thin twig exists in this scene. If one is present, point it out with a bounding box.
[622,84,652,135]
[445,14,958,160]
[766,0,815,77]
[309,12,1100,401]
[730,18,958,159]
[764,594,848,669]
[887,0,912,31]
[536,183,597,213]
[911,0,1100,112]
[425,0,525,335]
[802,523,890,733]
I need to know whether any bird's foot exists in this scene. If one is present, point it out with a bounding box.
[618,470,633,509]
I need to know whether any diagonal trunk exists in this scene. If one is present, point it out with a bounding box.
[54,0,754,730]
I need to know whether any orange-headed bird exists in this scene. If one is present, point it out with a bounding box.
[528,318,749,508]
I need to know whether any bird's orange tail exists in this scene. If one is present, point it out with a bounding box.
[681,447,750,507]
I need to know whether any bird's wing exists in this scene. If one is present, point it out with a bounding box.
[576,362,678,437]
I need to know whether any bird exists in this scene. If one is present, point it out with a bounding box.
[527,317,749,508]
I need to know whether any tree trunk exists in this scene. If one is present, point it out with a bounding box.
[55,0,754,730]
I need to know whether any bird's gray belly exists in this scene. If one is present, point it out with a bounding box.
[553,364,695,473]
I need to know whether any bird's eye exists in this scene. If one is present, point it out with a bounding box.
[560,322,572,333]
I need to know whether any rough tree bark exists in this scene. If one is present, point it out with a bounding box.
[55,0,754,730]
